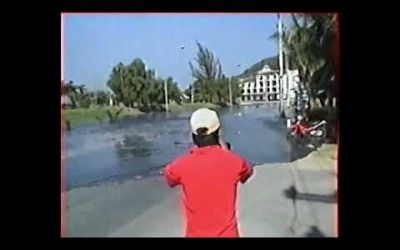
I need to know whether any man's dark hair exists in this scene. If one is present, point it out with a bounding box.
[192,128,220,147]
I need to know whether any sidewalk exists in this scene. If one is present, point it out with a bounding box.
[286,144,337,237]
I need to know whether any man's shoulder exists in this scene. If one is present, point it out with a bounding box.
[219,149,248,164]
[168,149,198,167]
[171,147,248,165]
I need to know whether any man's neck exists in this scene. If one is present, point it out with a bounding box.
[196,142,220,148]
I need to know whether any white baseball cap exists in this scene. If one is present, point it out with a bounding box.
[190,108,221,135]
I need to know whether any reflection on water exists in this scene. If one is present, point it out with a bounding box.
[65,103,290,190]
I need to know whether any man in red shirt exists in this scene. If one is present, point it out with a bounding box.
[164,108,254,237]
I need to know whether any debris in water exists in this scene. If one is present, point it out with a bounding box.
[135,175,142,180]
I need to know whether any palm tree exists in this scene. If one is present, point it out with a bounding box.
[270,14,336,110]
[308,14,337,107]
[189,42,225,103]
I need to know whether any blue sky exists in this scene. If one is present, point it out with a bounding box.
[64,13,289,91]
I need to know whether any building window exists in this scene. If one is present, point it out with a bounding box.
[267,82,270,87]
[247,89,251,94]
[241,89,245,94]
[253,89,257,93]
[247,96,251,101]
[273,87,277,92]
[260,82,263,87]
[259,88,263,93]
[272,80,277,86]
[259,76,263,81]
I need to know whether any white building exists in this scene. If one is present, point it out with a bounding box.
[238,64,302,105]
[239,64,280,102]
[281,69,302,106]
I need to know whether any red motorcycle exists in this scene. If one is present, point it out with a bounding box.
[287,116,327,149]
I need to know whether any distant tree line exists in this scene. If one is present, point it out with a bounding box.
[63,42,242,111]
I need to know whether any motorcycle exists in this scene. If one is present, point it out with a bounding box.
[286,119,327,149]
[308,120,327,139]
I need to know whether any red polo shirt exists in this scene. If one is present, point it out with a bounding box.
[164,145,253,237]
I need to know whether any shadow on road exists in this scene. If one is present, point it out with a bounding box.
[283,185,337,204]
[304,226,326,237]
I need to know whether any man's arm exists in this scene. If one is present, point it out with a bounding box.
[239,160,254,184]
[164,161,181,188]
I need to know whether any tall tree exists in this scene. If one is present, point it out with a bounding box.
[189,42,226,103]
[106,58,182,111]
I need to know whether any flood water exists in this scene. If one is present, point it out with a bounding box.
[65,103,291,190]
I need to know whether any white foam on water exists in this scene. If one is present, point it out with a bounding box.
[66,124,165,159]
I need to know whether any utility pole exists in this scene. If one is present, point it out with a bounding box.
[164,79,169,112]
[191,83,194,103]
[228,77,233,106]
[236,64,241,105]
[278,13,284,115]
[285,51,291,108]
